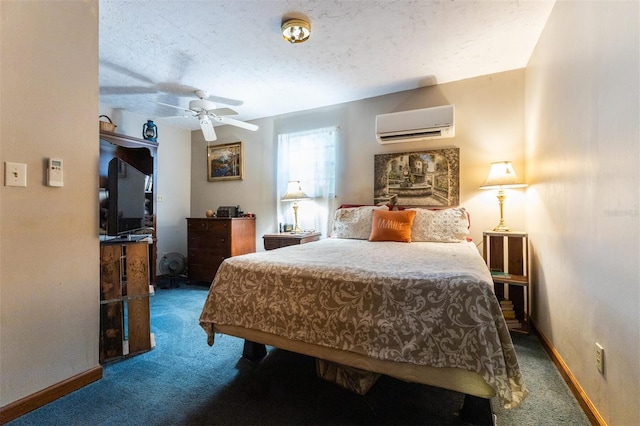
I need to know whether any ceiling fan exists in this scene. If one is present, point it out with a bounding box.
[158,90,258,141]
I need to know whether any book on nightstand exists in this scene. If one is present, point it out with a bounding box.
[500,299,522,329]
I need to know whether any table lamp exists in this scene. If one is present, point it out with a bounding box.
[479,161,527,232]
[281,181,309,233]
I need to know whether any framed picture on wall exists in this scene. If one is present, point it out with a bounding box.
[207,142,243,182]
[373,147,460,207]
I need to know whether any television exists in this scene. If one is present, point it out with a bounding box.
[107,157,148,235]
[99,138,154,238]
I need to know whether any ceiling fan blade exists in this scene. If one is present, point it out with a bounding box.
[156,115,191,120]
[213,116,259,131]
[99,60,155,85]
[199,116,217,141]
[100,86,157,95]
[156,101,194,114]
[208,95,244,107]
[209,108,238,116]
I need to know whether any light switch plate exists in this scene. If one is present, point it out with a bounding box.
[5,162,27,187]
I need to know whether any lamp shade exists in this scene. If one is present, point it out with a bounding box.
[479,161,527,189]
[281,181,309,201]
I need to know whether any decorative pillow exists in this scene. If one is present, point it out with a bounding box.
[410,207,470,242]
[330,205,388,239]
[369,209,417,242]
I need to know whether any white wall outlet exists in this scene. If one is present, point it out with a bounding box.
[157,195,164,202]
[596,343,604,374]
[4,162,27,187]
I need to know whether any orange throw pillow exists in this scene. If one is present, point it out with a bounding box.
[369,209,416,242]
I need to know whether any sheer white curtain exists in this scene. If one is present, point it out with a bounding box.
[277,127,338,237]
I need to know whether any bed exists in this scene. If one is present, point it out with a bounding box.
[199,206,528,423]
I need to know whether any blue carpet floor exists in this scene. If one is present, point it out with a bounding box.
[8,284,590,425]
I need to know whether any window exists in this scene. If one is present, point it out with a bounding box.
[277,127,338,236]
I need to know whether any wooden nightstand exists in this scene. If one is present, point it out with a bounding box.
[263,231,321,250]
[483,231,530,334]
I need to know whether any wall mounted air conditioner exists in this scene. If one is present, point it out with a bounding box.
[375,105,455,144]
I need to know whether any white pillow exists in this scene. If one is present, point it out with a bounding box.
[410,207,470,242]
[331,205,388,239]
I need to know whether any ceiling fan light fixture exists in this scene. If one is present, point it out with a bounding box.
[198,115,210,126]
[198,114,217,142]
[282,19,311,44]
[157,89,254,142]
[190,98,216,111]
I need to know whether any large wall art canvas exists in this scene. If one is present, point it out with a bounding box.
[374,148,460,207]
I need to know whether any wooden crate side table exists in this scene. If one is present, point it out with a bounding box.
[99,240,152,363]
[263,231,321,250]
[483,231,530,334]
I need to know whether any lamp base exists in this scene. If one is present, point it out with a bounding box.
[292,202,303,234]
[493,189,511,232]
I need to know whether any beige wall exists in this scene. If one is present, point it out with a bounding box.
[525,1,639,424]
[0,0,99,405]
[191,70,527,248]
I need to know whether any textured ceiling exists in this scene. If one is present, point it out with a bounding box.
[99,0,555,131]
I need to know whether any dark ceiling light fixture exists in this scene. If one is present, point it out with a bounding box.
[281,18,311,44]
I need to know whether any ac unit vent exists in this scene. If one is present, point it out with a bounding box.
[375,105,455,144]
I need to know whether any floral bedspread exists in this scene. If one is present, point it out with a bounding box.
[199,238,528,408]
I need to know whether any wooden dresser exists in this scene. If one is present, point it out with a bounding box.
[187,217,256,284]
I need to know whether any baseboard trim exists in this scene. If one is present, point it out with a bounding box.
[0,366,102,424]
[531,322,606,426]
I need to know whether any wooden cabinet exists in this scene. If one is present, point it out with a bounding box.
[483,231,530,334]
[100,240,153,363]
[187,217,256,284]
[99,130,158,287]
[263,231,321,250]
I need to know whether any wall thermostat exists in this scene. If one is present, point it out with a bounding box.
[47,158,63,187]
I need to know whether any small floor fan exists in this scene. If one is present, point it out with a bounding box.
[159,252,187,289]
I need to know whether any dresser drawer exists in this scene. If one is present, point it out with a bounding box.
[186,217,255,285]
[188,262,223,283]
[188,249,227,266]
[188,219,230,232]
[263,232,321,250]
[188,232,231,251]
[264,238,284,250]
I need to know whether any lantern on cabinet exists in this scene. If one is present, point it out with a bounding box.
[143,120,158,142]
